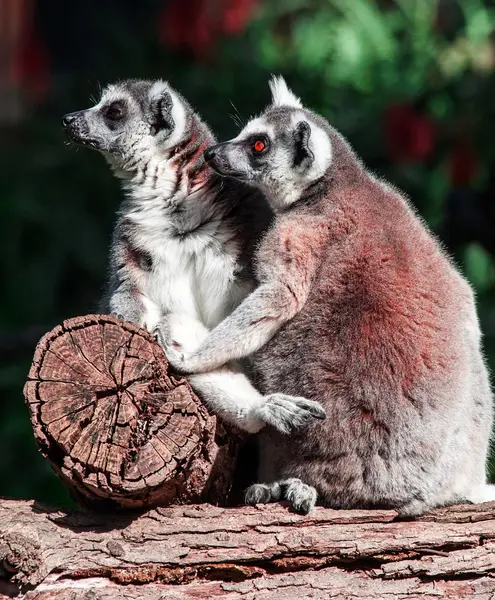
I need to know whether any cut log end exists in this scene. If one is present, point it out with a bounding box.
[23,315,242,509]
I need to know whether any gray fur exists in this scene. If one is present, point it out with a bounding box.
[165,76,494,516]
[63,78,325,435]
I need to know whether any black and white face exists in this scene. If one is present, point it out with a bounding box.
[62,79,188,172]
[204,76,333,210]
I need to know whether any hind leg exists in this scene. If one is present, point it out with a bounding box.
[245,477,317,514]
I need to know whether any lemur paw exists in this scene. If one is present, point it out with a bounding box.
[153,324,184,354]
[283,478,317,514]
[164,346,196,373]
[255,394,326,434]
[245,478,317,515]
[244,483,274,505]
[155,331,183,351]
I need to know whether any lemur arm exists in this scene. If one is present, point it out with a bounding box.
[100,227,146,325]
[166,216,329,374]
[105,279,145,324]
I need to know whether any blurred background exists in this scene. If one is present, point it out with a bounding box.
[1,0,495,506]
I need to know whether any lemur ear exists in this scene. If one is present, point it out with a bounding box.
[149,91,175,136]
[293,121,314,169]
[269,75,303,109]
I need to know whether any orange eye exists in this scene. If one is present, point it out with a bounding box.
[253,140,265,152]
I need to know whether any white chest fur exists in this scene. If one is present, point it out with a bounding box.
[127,190,249,332]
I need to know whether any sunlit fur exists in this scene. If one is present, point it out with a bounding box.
[201,89,333,209]
[64,79,325,435]
[268,75,303,109]
[166,77,495,515]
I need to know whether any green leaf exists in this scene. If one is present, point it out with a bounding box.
[464,243,495,290]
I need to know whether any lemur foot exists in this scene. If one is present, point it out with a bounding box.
[254,393,326,434]
[245,478,317,514]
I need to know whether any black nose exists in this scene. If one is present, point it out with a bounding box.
[62,112,79,127]
[204,146,217,163]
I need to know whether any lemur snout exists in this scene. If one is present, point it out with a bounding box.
[62,110,100,149]
[203,145,219,163]
[204,142,242,178]
[62,112,82,128]
[62,111,86,142]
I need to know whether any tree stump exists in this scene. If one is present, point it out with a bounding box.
[23,315,242,510]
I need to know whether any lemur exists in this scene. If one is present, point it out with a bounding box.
[62,78,325,437]
[165,76,495,516]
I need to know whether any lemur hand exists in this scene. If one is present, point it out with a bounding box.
[253,394,326,434]
[153,319,211,374]
[163,346,202,374]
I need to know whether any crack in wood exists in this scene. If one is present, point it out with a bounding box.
[3,500,495,598]
[23,315,242,511]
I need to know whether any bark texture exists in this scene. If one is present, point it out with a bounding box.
[23,315,242,510]
[1,499,495,598]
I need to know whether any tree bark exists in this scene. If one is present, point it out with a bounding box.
[23,315,243,510]
[1,499,495,599]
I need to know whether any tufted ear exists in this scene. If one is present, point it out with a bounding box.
[149,91,175,136]
[269,75,303,109]
[293,121,314,169]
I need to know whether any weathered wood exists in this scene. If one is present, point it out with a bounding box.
[1,499,495,598]
[23,315,242,510]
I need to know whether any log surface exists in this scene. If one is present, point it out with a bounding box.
[23,315,241,509]
[2,499,495,598]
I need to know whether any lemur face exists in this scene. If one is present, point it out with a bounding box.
[62,79,187,171]
[204,76,333,210]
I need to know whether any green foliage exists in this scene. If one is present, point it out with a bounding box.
[2,0,495,504]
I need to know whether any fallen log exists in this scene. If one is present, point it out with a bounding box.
[17,314,495,598]
[23,315,243,510]
[1,499,495,599]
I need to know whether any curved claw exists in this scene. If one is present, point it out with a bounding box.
[152,325,166,347]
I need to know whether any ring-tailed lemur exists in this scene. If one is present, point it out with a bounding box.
[165,76,495,516]
[62,79,325,436]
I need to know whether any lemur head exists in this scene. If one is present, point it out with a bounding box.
[62,79,201,176]
[204,76,338,210]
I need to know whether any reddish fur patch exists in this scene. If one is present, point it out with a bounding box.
[171,119,213,189]
[334,185,463,397]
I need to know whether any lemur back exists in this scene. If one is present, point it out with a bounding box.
[165,76,494,516]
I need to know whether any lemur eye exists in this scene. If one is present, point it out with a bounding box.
[104,101,126,121]
[252,138,268,154]
[250,135,270,156]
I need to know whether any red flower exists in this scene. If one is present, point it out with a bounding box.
[11,26,50,104]
[159,0,258,57]
[222,0,259,35]
[448,138,478,188]
[384,103,435,164]
[159,0,212,56]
